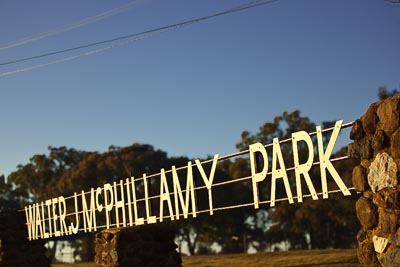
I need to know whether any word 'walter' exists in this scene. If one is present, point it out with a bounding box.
[24,120,350,240]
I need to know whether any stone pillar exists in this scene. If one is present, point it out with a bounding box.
[349,95,400,267]
[0,207,50,267]
[94,224,182,267]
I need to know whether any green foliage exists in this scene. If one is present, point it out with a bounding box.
[0,174,29,209]
[236,111,313,151]
[55,144,182,196]
[378,85,399,100]
[7,146,88,202]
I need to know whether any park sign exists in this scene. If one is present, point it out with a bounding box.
[23,120,354,241]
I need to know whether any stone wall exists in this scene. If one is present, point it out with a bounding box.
[0,207,50,267]
[349,95,400,266]
[94,224,181,267]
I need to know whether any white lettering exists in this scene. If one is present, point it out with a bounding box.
[58,196,68,236]
[126,178,134,226]
[173,162,197,219]
[159,169,174,222]
[249,143,269,209]
[70,192,80,234]
[130,177,144,225]
[41,202,49,239]
[52,197,60,237]
[317,120,350,198]
[114,181,126,227]
[271,138,294,207]
[195,154,218,215]
[143,174,157,224]
[25,205,36,240]
[104,184,114,229]
[292,131,318,202]
[35,203,43,239]
[45,199,53,237]
[82,189,97,232]
[96,187,103,212]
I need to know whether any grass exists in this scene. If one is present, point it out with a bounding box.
[53,249,361,267]
[181,249,361,267]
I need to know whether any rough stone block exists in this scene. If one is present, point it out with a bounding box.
[386,190,400,210]
[363,190,374,200]
[354,96,400,267]
[94,225,181,267]
[373,188,400,210]
[356,197,378,230]
[368,152,398,193]
[357,239,380,267]
[389,231,400,246]
[373,235,388,253]
[378,209,399,234]
[361,103,379,135]
[372,130,388,151]
[352,165,369,192]
[373,191,387,209]
[357,229,367,243]
[360,159,372,169]
[391,128,400,160]
[377,95,400,136]
[380,248,400,267]
[350,119,365,140]
[348,140,373,159]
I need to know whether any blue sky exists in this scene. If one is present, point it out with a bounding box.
[0,0,399,178]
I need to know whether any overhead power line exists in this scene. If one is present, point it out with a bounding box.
[0,0,142,51]
[0,30,171,77]
[0,0,281,68]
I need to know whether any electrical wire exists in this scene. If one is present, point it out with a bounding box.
[31,187,357,239]
[21,122,356,240]
[0,0,282,75]
[0,0,143,51]
[18,120,353,208]
[0,29,173,78]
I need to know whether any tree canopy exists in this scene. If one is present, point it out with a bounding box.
[378,86,399,100]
